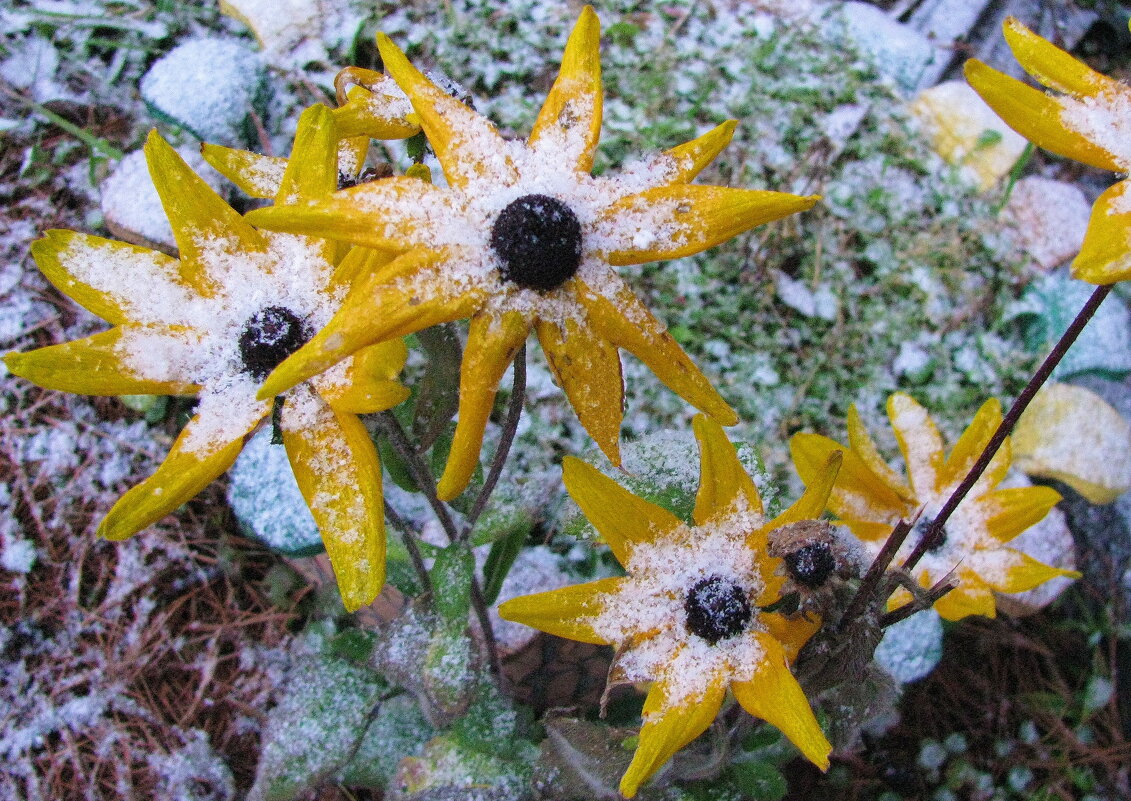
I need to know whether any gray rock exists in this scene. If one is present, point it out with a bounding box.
[833,2,937,93]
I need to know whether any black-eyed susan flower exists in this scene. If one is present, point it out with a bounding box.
[790,393,1078,621]
[245,7,819,500]
[500,415,835,797]
[4,107,409,611]
[966,18,1131,283]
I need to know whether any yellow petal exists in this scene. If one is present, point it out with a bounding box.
[662,120,738,183]
[278,103,338,203]
[964,60,1124,173]
[1003,17,1122,97]
[576,276,736,425]
[200,142,286,199]
[528,6,602,173]
[497,576,622,645]
[376,33,518,190]
[789,433,907,522]
[317,338,410,415]
[144,130,266,293]
[31,230,178,325]
[981,485,1062,542]
[941,397,1005,489]
[99,412,257,540]
[763,451,842,541]
[561,455,683,567]
[603,185,819,266]
[332,67,421,139]
[932,574,997,620]
[245,176,456,251]
[4,326,200,396]
[761,612,821,660]
[1072,181,1131,284]
[258,249,482,399]
[692,413,762,525]
[535,316,624,467]
[732,634,831,770]
[842,518,895,543]
[886,393,944,499]
[984,549,1080,593]
[847,405,913,501]
[435,311,530,501]
[282,387,386,612]
[620,675,727,798]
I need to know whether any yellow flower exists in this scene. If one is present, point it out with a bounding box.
[965,18,1131,283]
[245,7,819,500]
[500,415,834,797]
[790,393,1078,621]
[4,107,409,611]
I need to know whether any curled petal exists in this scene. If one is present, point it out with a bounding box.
[99,411,258,540]
[200,143,285,199]
[536,316,624,466]
[4,327,200,396]
[577,276,736,425]
[245,177,460,252]
[620,675,727,798]
[528,6,602,172]
[602,185,818,266]
[1003,17,1123,98]
[31,230,179,325]
[144,131,266,293]
[1072,181,1131,284]
[332,67,420,139]
[317,339,410,415]
[692,413,762,526]
[662,120,738,184]
[790,433,907,522]
[964,60,1123,172]
[981,485,1062,542]
[562,456,683,567]
[497,576,623,645]
[765,450,841,534]
[435,311,530,501]
[376,33,518,189]
[846,405,913,501]
[732,634,831,770]
[283,387,386,611]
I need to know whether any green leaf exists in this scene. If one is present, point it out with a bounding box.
[413,324,462,451]
[480,510,534,604]
[729,761,788,801]
[431,543,475,624]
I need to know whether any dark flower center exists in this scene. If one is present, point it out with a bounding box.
[238,306,311,381]
[490,194,582,292]
[783,542,836,588]
[913,516,948,553]
[684,575,753,645]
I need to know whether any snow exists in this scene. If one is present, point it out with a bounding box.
[874,608,943,684]
[140,38,266,146]
[1002,177,1091,271]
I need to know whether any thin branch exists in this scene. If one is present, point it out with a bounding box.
[384,503,433,597]
[903,283,1112,574]
[880,573,958,627]
[837,517,915,632]
[470,578,502,676]
[378,411,461,544]
[463,344,527,538]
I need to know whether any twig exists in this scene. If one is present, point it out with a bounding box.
[470,578,502,676]
[377,411,461,544]
[903,283,1112,574]
[837,517,915,633]
[880,573,957,627]
[463,344,527,537]
[385,502,433,596]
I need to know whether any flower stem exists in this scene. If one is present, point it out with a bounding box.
[384,503,433,596]
[378,411,461,544]
[902,283,1112,574]
[463,344,527,538]
[837,517,915,632]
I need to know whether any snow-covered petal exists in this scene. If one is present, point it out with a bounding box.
[1072,180,1131,284]
[691,413,762,526]
[282,386,386,611]
[886,393,944,498]
[332,67,420,140]
[200,142,286,199]
[277,103,338,203]
[536,316,623,466]
[497,577,622,645]
[981,486,1062,542]
[561,456,683,566]
[99,411,258,540]
[662,120,737,184]
[790,432,907,522]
